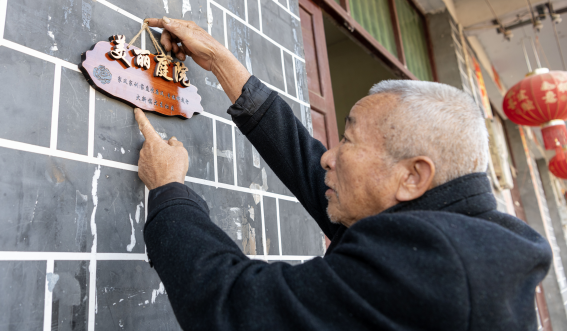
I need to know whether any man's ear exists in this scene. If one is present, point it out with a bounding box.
[395,156,435,202]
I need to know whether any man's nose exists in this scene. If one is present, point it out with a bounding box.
[320,147,336,171]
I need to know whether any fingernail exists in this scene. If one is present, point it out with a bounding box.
[163,16,171,24]
[171,136,178,141]
[134,108,139,114]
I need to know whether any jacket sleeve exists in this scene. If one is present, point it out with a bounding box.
[227,75,341,239]
[144,195,471,331]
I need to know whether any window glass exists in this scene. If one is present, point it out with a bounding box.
[395,0,433,81]
[350,0,398,58]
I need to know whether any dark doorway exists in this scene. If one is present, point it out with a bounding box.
[323,15,398,137]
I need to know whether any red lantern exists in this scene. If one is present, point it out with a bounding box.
[549,142,567,180]
[541,120,567,149]
[503,69,567,150]
[503,69,567,125]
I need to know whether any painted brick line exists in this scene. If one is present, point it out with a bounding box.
[95,0,305,64]
[276,198,283,256]
[260,196,268,257]
[258,0,263,33]
[264,79,310,108]
[0,1,306,201]
[87,87,96,157]
[87,258,96,331]
[213,118,219,184]
[0,0,7,40]
[281,48,288,94]
[209,0,305,63]
[0,11,310,111]
[0,252,148,261]
[49,64,62,150]
[0,136,298,202]
[0,0,308,108]
[0,39,80,72]
[43,259,54,331]
[97,0,144,23]
[141,27,147,51]
[223,11,229,49]
[0,251,316,261]
[232,125,239,186]
[207,0,213,35]
[145,186,150,257]
[271,0,300,21]
[292,55,300,102]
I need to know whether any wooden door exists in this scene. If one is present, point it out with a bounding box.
[299,0,339,149]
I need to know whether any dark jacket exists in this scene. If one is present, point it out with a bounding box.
[144,76,552,331]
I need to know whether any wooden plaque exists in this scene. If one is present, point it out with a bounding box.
[80,37,203,119]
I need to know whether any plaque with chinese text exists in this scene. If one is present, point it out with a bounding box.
[80,36,203,119]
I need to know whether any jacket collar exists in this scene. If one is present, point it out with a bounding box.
[383,173,497,217]
[326,173,498,255]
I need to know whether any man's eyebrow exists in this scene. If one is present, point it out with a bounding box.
[345,116,356,125]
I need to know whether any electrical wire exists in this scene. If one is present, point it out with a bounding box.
[522,39,533,72]
[547,1,566,70]
[551,22,567,70]
[525,0,537,26]
[530,38,542,68]
[534,35,552,69]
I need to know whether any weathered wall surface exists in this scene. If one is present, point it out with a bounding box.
[0,0,323,330]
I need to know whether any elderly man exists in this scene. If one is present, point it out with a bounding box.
[136,16,552,331]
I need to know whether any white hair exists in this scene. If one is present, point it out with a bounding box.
[369,80,489,186]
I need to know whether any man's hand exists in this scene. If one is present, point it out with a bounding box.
[146,16,251,103]
[145,17,221,71]
[135,108,189,190]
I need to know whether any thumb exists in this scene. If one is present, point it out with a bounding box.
[168,136,181,146]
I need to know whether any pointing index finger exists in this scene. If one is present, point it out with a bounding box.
[134,108,161,142]
[146,17,192,29]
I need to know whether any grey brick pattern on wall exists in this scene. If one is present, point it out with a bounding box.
[0,0,323,329]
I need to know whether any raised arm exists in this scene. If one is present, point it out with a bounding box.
[146,16,341,239]
[228,76,341,238]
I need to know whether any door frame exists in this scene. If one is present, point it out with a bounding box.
[299,0,340,149]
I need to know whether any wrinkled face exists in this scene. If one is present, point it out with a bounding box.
[320,93,401,227]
